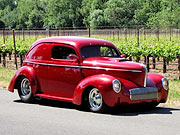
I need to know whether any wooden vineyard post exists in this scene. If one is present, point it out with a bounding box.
[144,56,146,64]
[163,58,167,73]
[146,55,150,72]
[88,27,91,37]
[118,30,119,41]
[144,28,146,40]
[113,31,115,40]
[22,29,25,41]
[157,28,159,42]
[3,29,5,44]
[153,57,156,69]
[125,28,127,42]
[170,27,172,41]
[2,53,6,67]
[48,29,51,37]
[9,52,12,60]
[178,56,180,80]
[58,30,60,36]
[13,29,18,69]
[129,56,132,61]
[137,26,140,46]
[20,54,23,67]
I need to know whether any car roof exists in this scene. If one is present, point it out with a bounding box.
[30,36,115,50]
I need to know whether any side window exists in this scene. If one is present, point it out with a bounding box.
[51,46,76,59]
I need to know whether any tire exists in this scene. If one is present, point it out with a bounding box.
[87,88,107,113]
[18,76,34,103]
[148,102,159,108]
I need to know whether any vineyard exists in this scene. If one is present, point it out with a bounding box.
[0,28,180,79]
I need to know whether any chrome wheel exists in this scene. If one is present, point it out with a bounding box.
[88,88,103,112]
[21,78,31,96]
[18,76,33,103]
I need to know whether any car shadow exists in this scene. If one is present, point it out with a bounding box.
[14,98,180,116]
[107,106,180,116]
[14,98,77,110]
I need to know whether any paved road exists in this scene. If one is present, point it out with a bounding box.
[0,88,180,135]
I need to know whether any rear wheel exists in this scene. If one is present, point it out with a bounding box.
[18,76,34,103]
[87,88,107,113]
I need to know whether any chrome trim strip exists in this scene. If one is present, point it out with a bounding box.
[24,61,142,73]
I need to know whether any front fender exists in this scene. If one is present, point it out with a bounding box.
[72,74,117,106]
[146,73,164,89]
[8,66,38,95]
[147,73,168,103]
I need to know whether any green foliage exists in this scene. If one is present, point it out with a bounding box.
[81,0,105,28]
[90,9,107,29]
[1,0,180,29]
[104,0,140,27]
[43,0,83,29]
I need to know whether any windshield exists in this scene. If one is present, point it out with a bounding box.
[81,45,119,59]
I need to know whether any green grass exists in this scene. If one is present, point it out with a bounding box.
[169,80,180,100]
[0,67,17,82]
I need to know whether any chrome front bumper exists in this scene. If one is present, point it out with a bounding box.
[129,87,158,100]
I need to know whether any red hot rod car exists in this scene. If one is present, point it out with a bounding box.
[8,37,169,112]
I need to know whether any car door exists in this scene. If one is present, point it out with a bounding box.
[46,43,83,98]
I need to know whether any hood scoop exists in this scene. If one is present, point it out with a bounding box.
[109,58,130,62]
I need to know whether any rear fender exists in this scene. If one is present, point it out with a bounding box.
[72,74,116,106]
[8,66,38,95]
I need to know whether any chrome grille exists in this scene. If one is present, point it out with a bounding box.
[129,87,158,100]
[144,66,147,87]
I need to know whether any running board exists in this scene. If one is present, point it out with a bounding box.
[36,94,73,102]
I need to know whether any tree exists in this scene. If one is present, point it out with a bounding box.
[0,0,17,28]
[104,0,140,27]
[81,0,106,28]
[26,9,44,29]
[90,9,107,29]
[147,0,180,28]
[0,0,17,10]
[43,0,83,29]
[134,0,162,27]
[15,0,45,29]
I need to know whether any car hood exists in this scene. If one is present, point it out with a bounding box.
[82,57,147,87]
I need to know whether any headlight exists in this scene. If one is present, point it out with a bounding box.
[112,79,121,93]
[162,77,169,90]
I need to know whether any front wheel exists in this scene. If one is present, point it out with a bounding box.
[18,76,34,103]
[88,88,107,113]
[148,102,159,108]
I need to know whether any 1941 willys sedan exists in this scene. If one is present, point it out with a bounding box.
[8,37,169,113]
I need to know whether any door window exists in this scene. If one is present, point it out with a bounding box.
[51,46,76,59]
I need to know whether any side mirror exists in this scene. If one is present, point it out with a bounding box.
[68,54,78,61]
[120,54,126,58]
